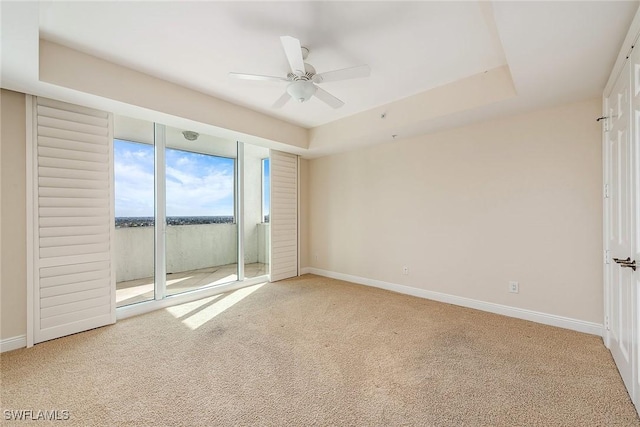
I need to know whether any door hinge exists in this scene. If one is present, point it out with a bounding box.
[605,249,611,264]
[605,315,610,331]
[604,183,610,199]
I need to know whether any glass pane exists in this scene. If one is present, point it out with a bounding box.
[114,136,155,307]
[243,143,270,279]
[165,126,238,296]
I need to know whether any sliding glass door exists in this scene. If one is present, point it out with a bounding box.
[114,125,156,307]
[114,117,269,308]
[242,143,270,279]
[164,125,238,296]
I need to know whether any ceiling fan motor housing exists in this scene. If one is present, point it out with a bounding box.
[287,63,316,82]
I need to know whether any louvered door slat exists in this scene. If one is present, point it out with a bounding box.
[38,157,109,172]
[40,278,111,299]
[41,287,111,309]
[40,304,111,330]
[269,150,298,282]
[38,197,109,208]
[39,146,107,163]
[39,187,109,199]
[37,116,109,137]
[40,269,108,288]
[40,261,110,278]
[39,207,108,217]
[32,97,115,344]
[37,105,110,127]
[40,242,110,259]
[39,253,110,269]
[38,126,108,145]
[39,225,109,238]
[40,233,110,248]
[39,216,110,228]
[38,167,109,182]
[39,136,110,154]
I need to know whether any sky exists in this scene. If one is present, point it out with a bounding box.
[114,139,236,217]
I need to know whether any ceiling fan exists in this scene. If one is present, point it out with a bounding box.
[229,36,370,109]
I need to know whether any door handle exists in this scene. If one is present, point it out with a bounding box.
[621,260,637,271]
[613,257,637,271]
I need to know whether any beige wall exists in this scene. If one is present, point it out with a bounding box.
[1,89,27,340]
[307,98,603,323]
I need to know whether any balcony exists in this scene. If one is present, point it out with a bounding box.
[115,223,270,307]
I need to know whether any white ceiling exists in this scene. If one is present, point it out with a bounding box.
[1,1,639,156]
[38,1,507,128]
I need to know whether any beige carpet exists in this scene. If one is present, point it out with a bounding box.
[1,274,638,426]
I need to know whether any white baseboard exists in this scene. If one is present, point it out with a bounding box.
[1,335,27,353]
[304,268,603,337]
[300,267,312,275]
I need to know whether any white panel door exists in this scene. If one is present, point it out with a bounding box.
[606,59,637,407]
[269,150,298,282]
[629,43,640,409]
[32,97,115,344]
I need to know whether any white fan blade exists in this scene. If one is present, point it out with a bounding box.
[272,91,291,108]
[314,86,344,109]
[313,65,371,83]
[280,36,306,76]
[229,72,288,82]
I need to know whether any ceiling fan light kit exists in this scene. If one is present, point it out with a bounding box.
[229,35,371,109]
[287,80,317,103]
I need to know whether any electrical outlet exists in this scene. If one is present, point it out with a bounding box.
[402,266,409,275]
[509,281,519,293]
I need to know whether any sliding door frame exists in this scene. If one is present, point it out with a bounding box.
[26,96,35,347]
[237,141,245,281]
[116,135,268,320]
[154,123,166,301]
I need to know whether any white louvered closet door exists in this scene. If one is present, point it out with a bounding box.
[31,97,115,344]
[269,150,298,282]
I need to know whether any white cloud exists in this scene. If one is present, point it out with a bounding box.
[165,166,234,216]
[115,141,234,217]
[115,161,155,217]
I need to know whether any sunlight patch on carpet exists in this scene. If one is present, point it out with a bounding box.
[165,294,223,318]
[205,274,238,287]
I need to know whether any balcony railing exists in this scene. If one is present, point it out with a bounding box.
[115,223,270,306]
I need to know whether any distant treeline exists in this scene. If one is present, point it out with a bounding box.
[116,216,235,228]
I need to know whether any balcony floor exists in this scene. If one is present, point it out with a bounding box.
[116,262,268,308]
